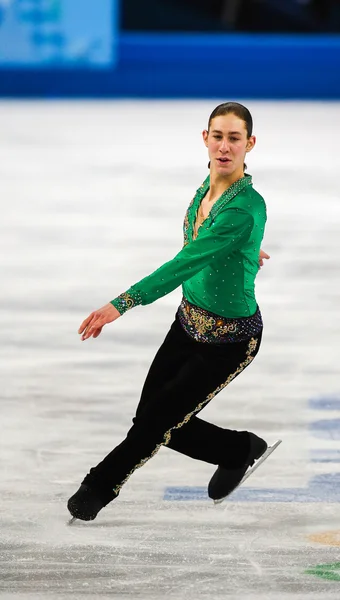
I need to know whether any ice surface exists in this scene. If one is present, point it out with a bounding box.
[1,100,340,599]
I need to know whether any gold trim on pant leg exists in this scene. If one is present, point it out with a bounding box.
[112,338,258,495]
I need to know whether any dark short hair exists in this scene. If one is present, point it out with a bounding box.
[208,102,253,137]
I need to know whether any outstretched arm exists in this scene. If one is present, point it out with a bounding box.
[110,207,254,314]
[78,208,255,341]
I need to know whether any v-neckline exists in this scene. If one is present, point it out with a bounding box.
[192,174,253,240]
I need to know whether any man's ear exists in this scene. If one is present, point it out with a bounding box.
[202,129,209,147]
[246,135,256,153]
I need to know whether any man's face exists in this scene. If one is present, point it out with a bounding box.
[203,114,255,177]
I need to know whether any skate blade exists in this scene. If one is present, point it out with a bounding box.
[68,517,77,525]
[214,439,282,505]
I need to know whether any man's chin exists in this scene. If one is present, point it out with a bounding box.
[216,165,234,176]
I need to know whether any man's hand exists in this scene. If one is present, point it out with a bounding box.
[78,303,121,341]
[259,249,270,268]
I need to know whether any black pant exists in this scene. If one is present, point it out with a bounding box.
[83,315,262,504]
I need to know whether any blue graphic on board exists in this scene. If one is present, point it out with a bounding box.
[0,0,116,66]
[164,473,340,502]
[309,397,340,410]
[310,449,340,463]
[310,418,340,440]
[164,395,340,502]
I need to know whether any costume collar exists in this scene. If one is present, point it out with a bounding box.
[195,174,252,216]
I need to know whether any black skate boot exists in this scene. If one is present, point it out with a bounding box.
[67,484,106,521]
[208,432,268,502]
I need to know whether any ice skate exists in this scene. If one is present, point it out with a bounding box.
[67,484,105,522]
[208,433,281,504]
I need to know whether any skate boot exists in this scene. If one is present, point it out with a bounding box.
[208,432,268,502]
[67,484,106,521]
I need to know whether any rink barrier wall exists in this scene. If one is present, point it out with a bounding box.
[1,33,340,99]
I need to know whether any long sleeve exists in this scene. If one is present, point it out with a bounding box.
[111,208,254,315]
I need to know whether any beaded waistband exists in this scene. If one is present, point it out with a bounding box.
[177,297,263,344]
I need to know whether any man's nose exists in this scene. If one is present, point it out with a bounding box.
[219,138,229,152]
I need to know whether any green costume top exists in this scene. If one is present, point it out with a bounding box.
[111,174,266,319]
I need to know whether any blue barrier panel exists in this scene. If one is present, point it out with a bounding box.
[0,32,339,98]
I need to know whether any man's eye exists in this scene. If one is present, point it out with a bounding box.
[230,137,239,142]
[213,135,222,139]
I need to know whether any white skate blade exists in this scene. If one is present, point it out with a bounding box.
[214,439,282,505]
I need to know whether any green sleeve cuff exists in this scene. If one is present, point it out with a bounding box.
[110,288,143,315]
